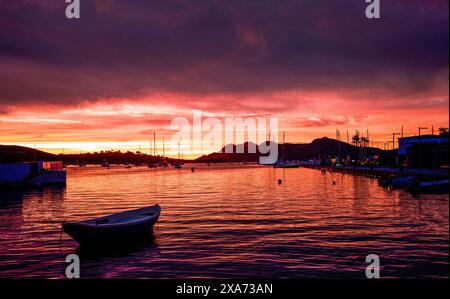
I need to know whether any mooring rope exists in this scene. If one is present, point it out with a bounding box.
[59,219,66,260]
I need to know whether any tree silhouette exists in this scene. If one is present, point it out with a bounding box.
[360,136,369,147]
[438,127,449,135]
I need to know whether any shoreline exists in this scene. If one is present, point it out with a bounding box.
[301,165,449,180]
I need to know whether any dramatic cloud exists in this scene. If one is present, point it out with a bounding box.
[0,0,448,155]
[1,0,448,105]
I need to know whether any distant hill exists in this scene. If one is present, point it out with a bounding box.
[0,144,178,165]
[195,137,384,163]
[283,137,383,160]
[0,145,57,163]
[2,137,386,165]
[195,142,261,163]
[61,151,167,165]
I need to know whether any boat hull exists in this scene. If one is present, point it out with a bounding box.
[407,179,449,194]
[378,176,414,189]
[274,164,301,168]
[63,205,160,247]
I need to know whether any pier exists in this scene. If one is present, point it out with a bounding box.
[302,165,449,180]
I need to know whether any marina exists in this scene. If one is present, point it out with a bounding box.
[0,164,448,278]
[301,165,449,194]
[0,0,448,284]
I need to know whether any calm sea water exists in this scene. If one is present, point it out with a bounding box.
[0,165,448,278]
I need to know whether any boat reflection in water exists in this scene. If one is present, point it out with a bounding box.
[75,231,158,259]
[0,165,448,278]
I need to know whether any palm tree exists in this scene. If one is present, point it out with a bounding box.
[352,135,360,147]
[438,127,449,135]
[360,137,369,147]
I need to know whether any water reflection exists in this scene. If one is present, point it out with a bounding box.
[1,187,66,222]
[0,189,27,209]
[0,165,448,278]
[76,232,158,259]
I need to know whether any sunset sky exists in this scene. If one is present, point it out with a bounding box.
[0,0,448,158]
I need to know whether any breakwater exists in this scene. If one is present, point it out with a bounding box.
[302,165,449,179]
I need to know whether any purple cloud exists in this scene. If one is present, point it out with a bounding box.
[0,0,448,110]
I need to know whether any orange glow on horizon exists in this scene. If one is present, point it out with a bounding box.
[1,91,448,158]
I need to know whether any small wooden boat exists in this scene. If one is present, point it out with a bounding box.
[407,179,449,194]
[273,160,301,168]
[377,175,390,186]
[275,163,301,168]
[101,159,110,168]
[390,176,415,189]
[378,176,414,189]
[62,205,161,246]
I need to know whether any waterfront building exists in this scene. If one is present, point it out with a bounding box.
[0,161,66,187]
[398,134,449,168]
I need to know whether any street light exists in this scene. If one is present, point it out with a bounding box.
[418,127,428,137]
[418,126,428,144]
[392,133,401,149]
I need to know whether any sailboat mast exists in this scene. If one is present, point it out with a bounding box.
[149,138,152,156]
[163,138,165,157]
[153,131,156,156]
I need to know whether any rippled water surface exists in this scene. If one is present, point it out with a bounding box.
[0,165,448,278]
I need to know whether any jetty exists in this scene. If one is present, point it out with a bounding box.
[0,161,66,188]
[301,164,449,180]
